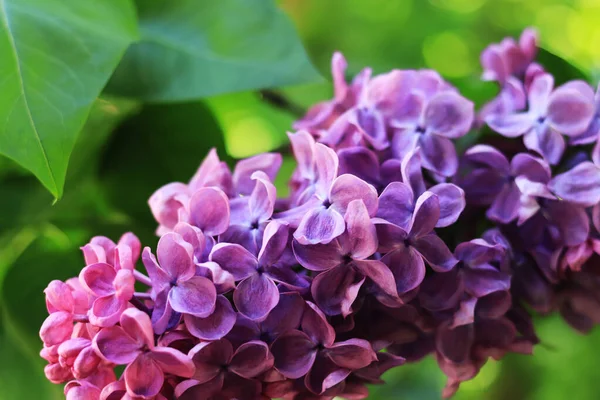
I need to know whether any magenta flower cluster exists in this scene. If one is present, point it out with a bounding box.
[40,28,600,399]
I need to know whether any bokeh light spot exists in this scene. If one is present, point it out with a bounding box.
[423,31,473,77]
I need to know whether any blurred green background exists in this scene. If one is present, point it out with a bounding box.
[1,0,600,399]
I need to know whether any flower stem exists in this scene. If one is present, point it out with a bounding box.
[134,270,152,286]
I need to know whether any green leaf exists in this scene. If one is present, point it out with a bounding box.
[107,0,321,102]
[0,0,138,199]
[0,97,141,236]
[537,48,588,85]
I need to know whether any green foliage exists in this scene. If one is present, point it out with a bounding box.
[106,0,322,102]
[0,0,138,199]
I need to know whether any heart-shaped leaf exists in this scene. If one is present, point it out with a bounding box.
[0,0,138,199]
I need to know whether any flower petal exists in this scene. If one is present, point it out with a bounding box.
[302,301,336,347]
[92,326,141,365]
[189,340,233,382]
[124,353,164,398]
[234,274,279,321]
[288,131,316,178]
[548,87,594,136]
[325,338,377,369]
[304,354,351,395]
[409,191,440,238]
[381,247,426,294]
[412,234,458,272]
[148,182,188,230]
[329,174,379,217]
[436,324,474,364]
[79,263,115,297]
[429,183,465,228]
[258,220,290,267]
[419,268,463,311]
[184,295,236,340]
[523,125,565,165]
[425,91,474,138]
[548,161,600,207]
[418,133,458,176]
[546,201,590,247]
[209,243,258,280]
[528,73,553,114]
[311,264,365,317]
[175,376,224,400]
[39,311,73,346]
[120,308,154,348]
[151,346,195,378]
[485,112,533,137]
[249,171,277,222]
[229,340,274,379]
[294,206,346,245]
[353,260,399,301]
[486,183,521,224]
[157,232,195,282]
[89,294,126,327]
[292,239,343,271]
[314,143,339,197]
[463,265,511,298]
[44,280,74,314]
[189,187,231,236]
[338,147,381,186]
[342,199,378,259]
[376,182,414,230]
[400,148,427,196]
[464,145,510,174]
[262,292,305,337]
[169,276,217,317]
[233,153,282,196]
[271,330,317,379]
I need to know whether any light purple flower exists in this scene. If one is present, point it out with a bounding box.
[285,142,378,245]
[294,200,399,316]
[481,28,538,83]
[390,88,474,176]
[142,232,217,333]
[294,52,371,134]
[219,171,277,255]
[486,73,595,163]
[93,308,194,398]
[211,220,307,320]
[377,149,465,230]
[461,146,553,224]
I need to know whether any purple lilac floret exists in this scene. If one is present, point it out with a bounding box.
[39,27,600,399]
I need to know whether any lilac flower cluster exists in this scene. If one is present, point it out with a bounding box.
[40,28,600,399]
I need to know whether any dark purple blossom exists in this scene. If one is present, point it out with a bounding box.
[175,338,274,400]
[375,190,458,296]
[270,302,376,394]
